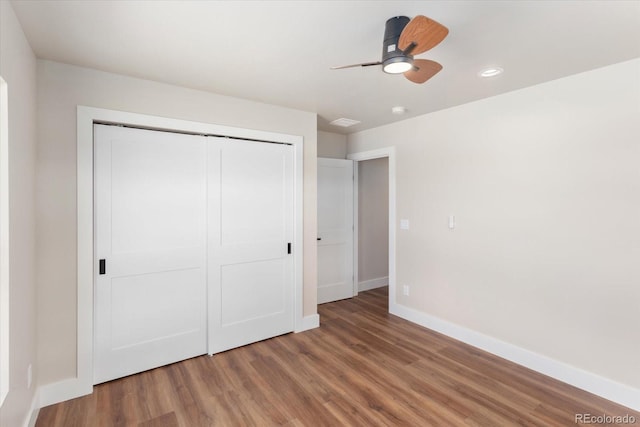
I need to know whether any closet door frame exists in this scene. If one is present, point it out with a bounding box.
[60,106,305,406]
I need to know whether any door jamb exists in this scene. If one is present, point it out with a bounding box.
[347,147,396,311]
[352,161,359,297]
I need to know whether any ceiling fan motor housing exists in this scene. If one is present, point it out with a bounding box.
[382,16,413,72]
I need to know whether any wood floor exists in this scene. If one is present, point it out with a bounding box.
[36,287,638,426]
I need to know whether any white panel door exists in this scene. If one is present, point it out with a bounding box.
[317,158,354,304]
[208,137,294,354]
[94,125,207,384]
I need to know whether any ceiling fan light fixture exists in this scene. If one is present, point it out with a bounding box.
[331,14,448,85]
[383,56,413,74]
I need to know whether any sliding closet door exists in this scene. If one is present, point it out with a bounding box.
[94,125,207,384]
[207,137,295,354]
[95,125,296,381]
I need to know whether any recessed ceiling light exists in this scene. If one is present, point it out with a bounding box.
[329,118,361,128]
[478,67,504,78]
[391,106,407,115]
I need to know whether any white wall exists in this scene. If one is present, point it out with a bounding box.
[358,158,389,287]
[0,2,38,426]
[348,59,640,402]
[36,60,318,387]
[317,130,347,159]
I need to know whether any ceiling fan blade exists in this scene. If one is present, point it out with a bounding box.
[330,61,381,70]
[398,15,449,56]
[404,59,442,84]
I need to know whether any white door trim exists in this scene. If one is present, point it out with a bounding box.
[0,76,9,407]
[347,147,396,311]
[39,106,305,407]
[351,161,359,297]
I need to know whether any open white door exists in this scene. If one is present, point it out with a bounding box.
[207,137,295,354]
[317,158,354,304]
[94,125,207,384]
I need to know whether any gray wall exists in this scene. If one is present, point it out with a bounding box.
[36,60,318,387]
[348,59,640,390]
[317,130,347,159]
[0,2,38,426]
[358,158,389,287]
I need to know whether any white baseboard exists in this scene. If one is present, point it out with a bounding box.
[390,302,640,412]
[295,314,320,332]
[38,377,92,408]
[37,315,319,408]
[358,276,388,292]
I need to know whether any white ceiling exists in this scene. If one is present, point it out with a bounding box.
[10,0,640,134]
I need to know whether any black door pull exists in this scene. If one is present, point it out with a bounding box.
[287,243,291,254]
[99,259,106,275]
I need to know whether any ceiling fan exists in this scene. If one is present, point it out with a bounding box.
[331,15,449,84]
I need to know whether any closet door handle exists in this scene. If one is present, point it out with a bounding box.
[317,237,322,241]
[99,259,106,275]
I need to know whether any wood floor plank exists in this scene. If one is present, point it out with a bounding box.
[36,287,640,426]
[138,412,179,427]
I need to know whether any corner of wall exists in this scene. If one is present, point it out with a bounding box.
[296,314,320,332]
[0,1,40,426]
[317,130,348,159]
[23,389,40,427]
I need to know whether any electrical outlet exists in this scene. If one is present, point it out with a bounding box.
[403,285,410,296]
[27,364,32,389]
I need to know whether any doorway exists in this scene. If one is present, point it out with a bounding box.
[348,147,396,310]
[356,157,389,295]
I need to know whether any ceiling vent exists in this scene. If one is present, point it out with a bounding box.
[329,118,361,128]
